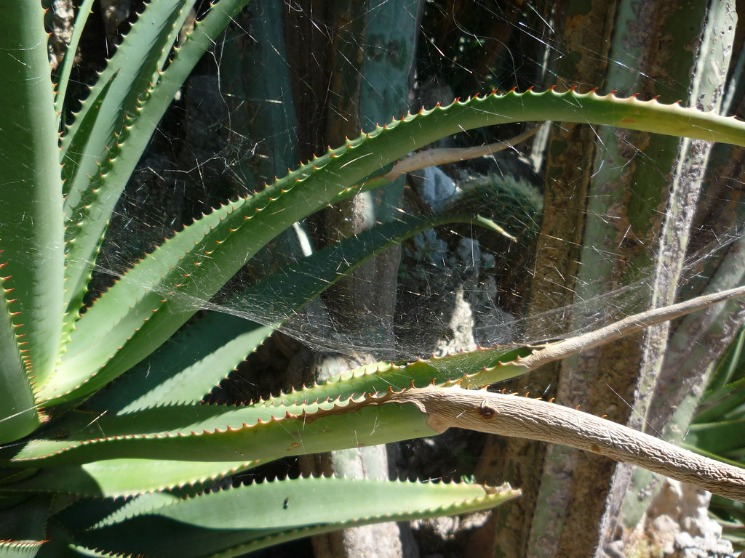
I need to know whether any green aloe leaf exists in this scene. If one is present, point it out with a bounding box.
[258,345,530,409]
[695,329,745,423]
[9,334,533,466]
[686,326,745,471]
[18,341,533,466]
[694,376,745,425]
[66,477,520,557]
[53,0,96,121]
[61,0,193,205]
[686,419,745,456]
[0,0,64,441]
[5,395,435,466]
[61,0,197,324]
[46,202,242,405]
[0,496,50,557]
[86,315,278,413]
[3,459,256,499]
[0,542,45,558]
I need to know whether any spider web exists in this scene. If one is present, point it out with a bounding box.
[78,0,744,370]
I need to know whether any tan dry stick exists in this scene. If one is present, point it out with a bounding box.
[390,385,745,501]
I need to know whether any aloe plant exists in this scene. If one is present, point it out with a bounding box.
[1,1,745,556]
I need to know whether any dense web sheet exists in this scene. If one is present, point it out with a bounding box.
[73,0,743,367]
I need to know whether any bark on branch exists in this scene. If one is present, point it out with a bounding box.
[389,385,745,501]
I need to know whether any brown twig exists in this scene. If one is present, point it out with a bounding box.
[514,285,744,372]
[384,125,542,180]
[391,385,745,501]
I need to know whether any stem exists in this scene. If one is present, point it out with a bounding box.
[515,285,745,371]
[391,386,745,501]
[384,125,541,180]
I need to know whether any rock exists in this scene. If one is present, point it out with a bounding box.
[642,479,735,558]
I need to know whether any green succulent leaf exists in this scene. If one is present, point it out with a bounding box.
[3,459,256,499]
[48,88,745,408]
[686,326,745,473]
[61,0,194,205]
[0,299,40,444]
[0,542,45,558]
[60,0,195,324]
[4,395,434,466]
[707,325,745,393]
[0,496,50,557]
[694,329,745,424]
[53,0,96,122]
[0,0,64,441]
[3,1,745,554]
[87,315,279,413]
[686,419,745,456]
[694,376,745,425]
[66,477,520,557]
[233,213,509,322]
[11,339,538,467]
[258,345,531,408]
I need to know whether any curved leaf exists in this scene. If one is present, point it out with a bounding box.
[62,0,251,318]
[53,0,96,121]
[3,459,255,499]
[0,496,49,557]
[61,0,197,323]
[68,477,520,557]
[61,0,192,207]
[6,395,435,466]
[0,0,62,440]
